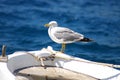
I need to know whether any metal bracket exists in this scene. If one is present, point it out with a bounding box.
[0,45,8,62]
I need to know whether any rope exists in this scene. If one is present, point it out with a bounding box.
[26,52,56,68]
[26,50,120,69]
[44,49,120,69]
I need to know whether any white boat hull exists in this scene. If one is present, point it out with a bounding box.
[0,46,120,80]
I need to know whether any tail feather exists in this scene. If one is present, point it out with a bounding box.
[80,37,93,42]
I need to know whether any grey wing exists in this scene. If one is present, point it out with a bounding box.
[54,28,84,42]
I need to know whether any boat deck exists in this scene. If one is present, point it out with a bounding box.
[14,66,97,80]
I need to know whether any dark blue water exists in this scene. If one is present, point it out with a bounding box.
[0,0,120,64]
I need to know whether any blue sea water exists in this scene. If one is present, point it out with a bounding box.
[0,0,120,64]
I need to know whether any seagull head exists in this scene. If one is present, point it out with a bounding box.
[44,21,58,27]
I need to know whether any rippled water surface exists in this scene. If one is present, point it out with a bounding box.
[0,0,120,64]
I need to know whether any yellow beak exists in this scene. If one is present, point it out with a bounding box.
[44,24,50,27]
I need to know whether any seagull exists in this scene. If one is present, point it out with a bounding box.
[44,21,92,53]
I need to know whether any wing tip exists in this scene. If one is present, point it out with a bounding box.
[80,37,93,42]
